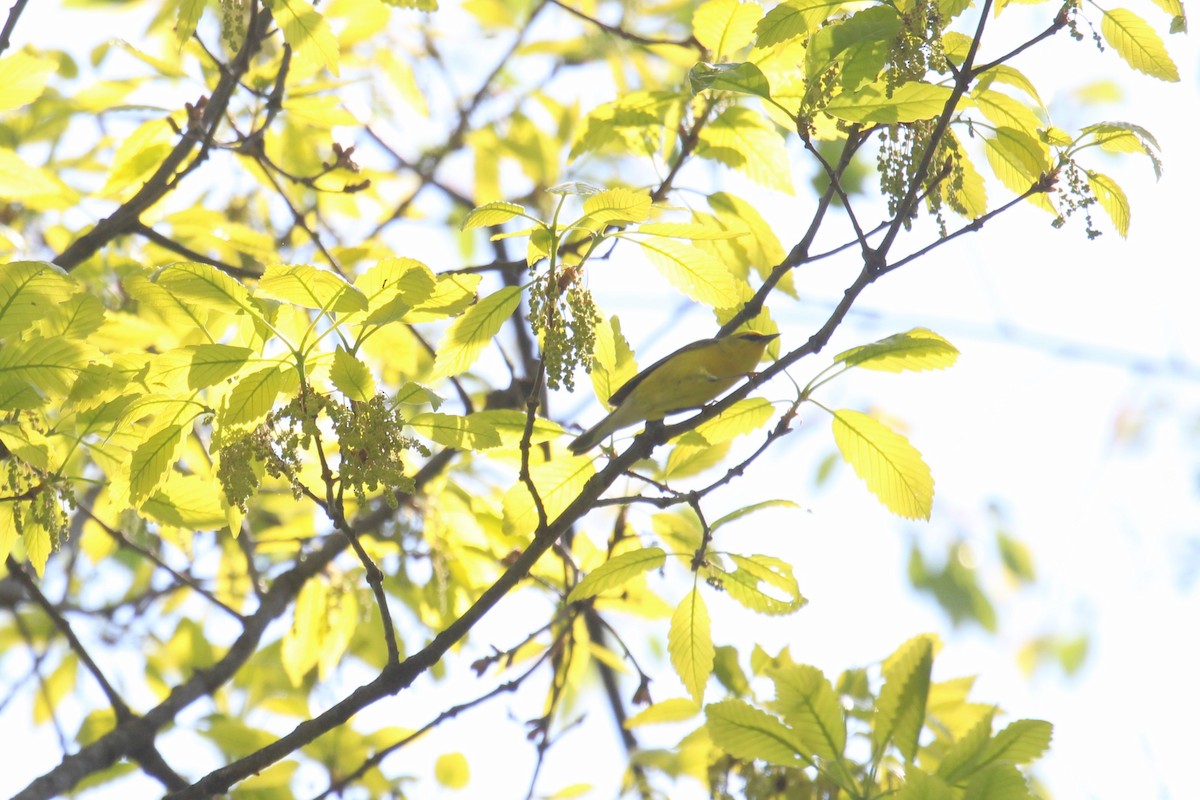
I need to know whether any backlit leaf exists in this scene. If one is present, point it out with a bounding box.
[689,61,772,101]
[567,547,667,603]
[715,554,807,615]
[873,634,935,762]
[268,0,341,76]
[434,752,470,789]
[0,338,85,398]
[755,0,839,46]
[408,412,502,450]
[698,106,793,193]
[706,699,809,767]
[1101,8,1179,81]
[580,187,652,227]
[431,286,522,378]
[1088,171,1130,236]
[632,237,739,309]
[461,201,529,230]
[257,264,368,313]
[669,588,714,703]
[331,347,376,402]
[501,456,595,536]
[0,261,75,340]
[771,664,846,760]
[832,409,934,520]
[983,127,1050,194]
[624,698,701,728]
[0,51,56,112]
[693,0,763,58]
[825,81,954,123]
[185,344,255,390]
[222,366,288,427]
[834,328,959,372]
[130,424,187,506]
[977,719,1053,767]
[281,577,328,686]
[154,262,256,317]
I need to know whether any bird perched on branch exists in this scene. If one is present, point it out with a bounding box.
[568,331,778,454]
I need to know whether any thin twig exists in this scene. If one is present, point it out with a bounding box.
[0,0,30,56]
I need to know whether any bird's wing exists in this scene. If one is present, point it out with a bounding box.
[607,337,720,406]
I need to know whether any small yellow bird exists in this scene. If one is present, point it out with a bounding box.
[568,331,779,454]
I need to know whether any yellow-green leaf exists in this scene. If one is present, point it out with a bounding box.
[0,148,79,207]
[153,262,256,317]
[0,261,75,340]
[431,286,522,378]
[466,409,563,447]
[434,752,470,789]
[222,366,288,427]
[632,237,739,309]
[258,264,368,313]
[825,81,954,123]
[706,699,809,767]
[460,201,528,230]
[831,409,933,520]
[23,521,53,577]
[771,665,846,761]
[580,187,652,227]
[693,0,763,58]
[688,61,773,100]
[1101,8,1179,81]
[983,127,1050,194]
[669,588,714,703]
[141,473,228,530]
[713,554,807,615]
[408,412,502,450]
[175,0,206,46]
[268,0,341,76]
[590,315,637,411]
[501,456,595,536]
[0,423,51,470]
[697,107,793,193]
[633,222,748,240]
[330,347,376,401]
[938,709,997,782]
[834,328,959,372]
[970,88,1043,138]
[873,634,935,762]
[755,0,838,47]
[0,338,85,398]
[977,719,1053,767]
[1088,171,1130,237]
[0,51,57,112]
[567,546,667,603]
[281,577,328,686]
[179,344,255,390]
[130,424,187,506]
[624,698,702,728]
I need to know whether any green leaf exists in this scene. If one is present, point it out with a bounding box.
[0,51,57,112]
[567,546,667,603]
[706,700,809,767]
[406,272,480,323]
[221,366,288,427]
[982,127,1050,195]
[938,709,997,782]
[711,499,803,531]
[825,81,954,123]
[805,7,901,90]
[501,457,595,536]
[688,61,772,100]
[770,665,846,761]
[42,294,106,340]
[0,149,78,207]
[23,522,53,577]
[281,577,328,686]
[175,0,206,47]
[631,237,739,309]
[834,328,960,372]
[997,532,1036,584]
[141,473,228,530]
[755,0,840,47]
[963,764,1033,800]
[408,412,502,450]
[130,424,187,506]
[331,348,376,402]
[434,752,470,789]
[185,344,255,390]
[669,588,714,703]
[693,0,763,58]
[153,262,256,317]
[460,201,529,230]
[431,286,522,379]
[0,261,76,340]
[0,422,51,470]
[872,634,935,762]
[971,88,1044,139]
[624,698,701,728]
[691,397,774,444]
[0,338,85,398]
[714,554,806,615]
[1088,171,1130,237]
[267,0,341,76]
[895,768,957,800]
[976,719,1053,767]
[580,187,653,227]
[466,409,563,446]
[1101,8,1179,81]
[831,409,934,520]
[257,264,369,313]
[697,106,793,193]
